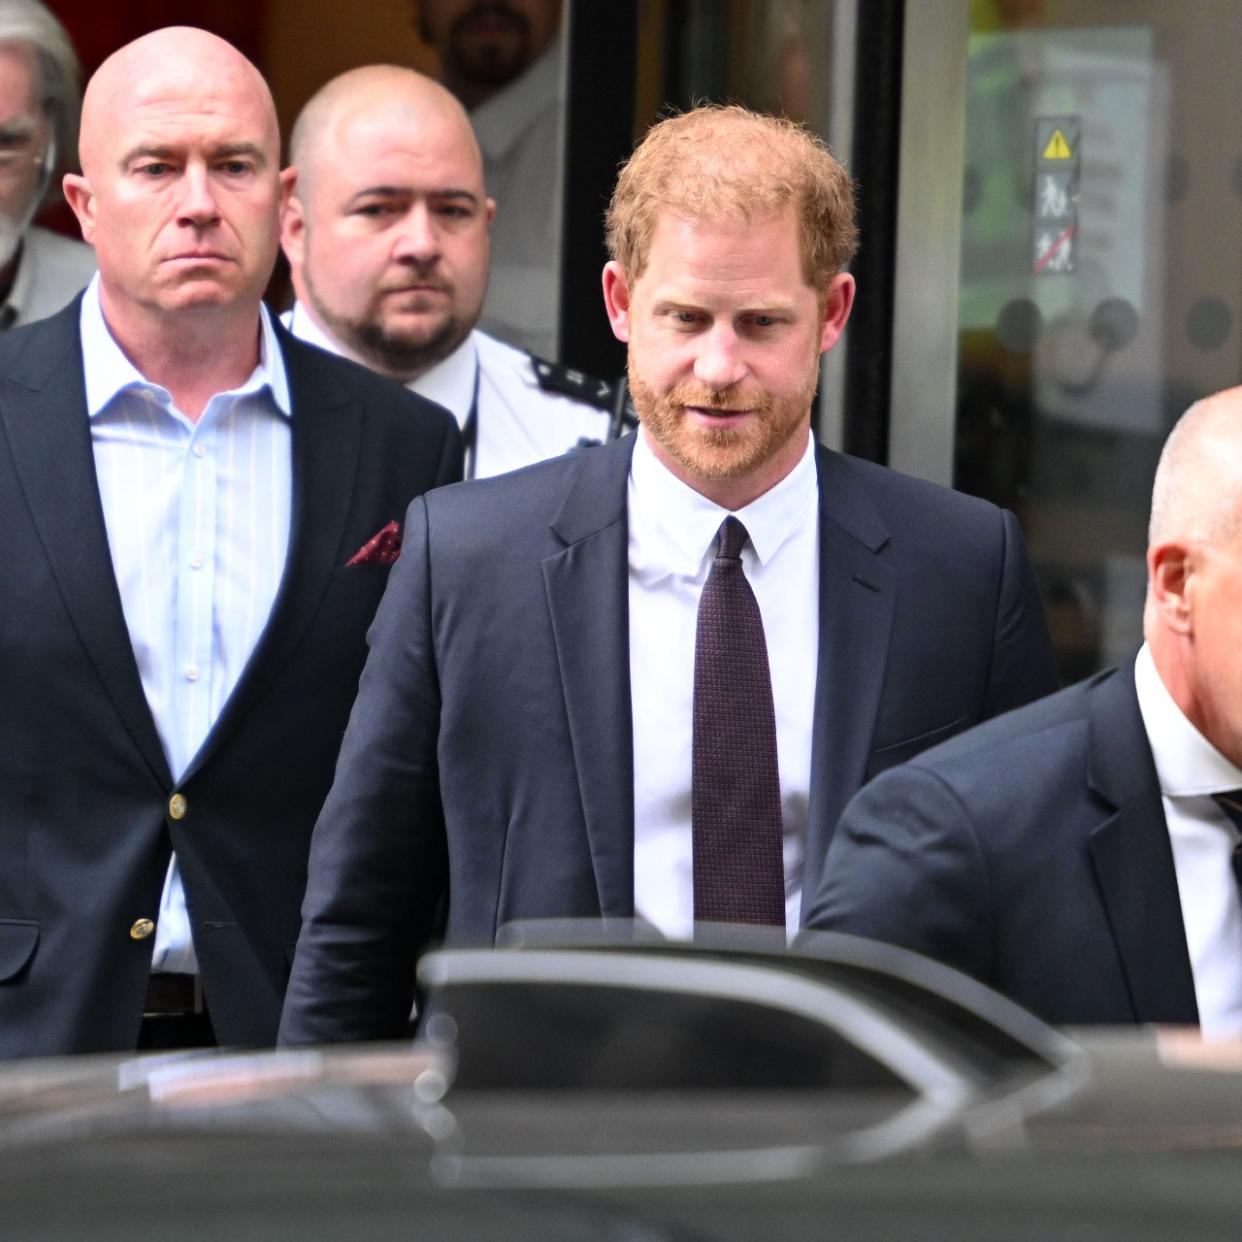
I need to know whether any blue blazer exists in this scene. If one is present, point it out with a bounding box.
[0,300,462,1055]
[806,660,1199,1027]
[280,434,1058,1044]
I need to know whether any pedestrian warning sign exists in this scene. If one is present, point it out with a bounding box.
[1033,116,1081,274]
[1042,128,1073,160]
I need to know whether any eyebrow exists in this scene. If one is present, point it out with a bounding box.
[119,141,269,169]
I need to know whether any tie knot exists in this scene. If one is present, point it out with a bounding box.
[715,516,749,561]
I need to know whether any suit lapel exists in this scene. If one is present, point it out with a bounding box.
[0,305,171,786]
[185,332,360,778]
[542,438,636,917]
[803,446,896,913]
[1087,664,1199,1024]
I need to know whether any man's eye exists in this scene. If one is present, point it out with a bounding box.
[219,161,251,176]
[751,315,778,328]
[138,163,171,177]
[354,203,395,218]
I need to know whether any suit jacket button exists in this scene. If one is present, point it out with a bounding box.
[130,918,155,940]
[168,793,187,820]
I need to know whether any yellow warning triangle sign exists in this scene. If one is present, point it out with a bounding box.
[1042,128,1073,160]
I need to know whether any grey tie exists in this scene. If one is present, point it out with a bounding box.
[691,516,786,927]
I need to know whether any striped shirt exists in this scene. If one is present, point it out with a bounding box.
[82,276,292,973]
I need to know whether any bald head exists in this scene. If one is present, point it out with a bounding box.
[1144,386,1242,766]
[289,65,481,201]
[282,65,493,381]
[80,27,277,177]
[1148,388,1242,548]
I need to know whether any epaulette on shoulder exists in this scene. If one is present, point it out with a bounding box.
[530,355,638,441]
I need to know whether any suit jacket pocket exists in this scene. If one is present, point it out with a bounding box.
[865,714,970,780]
[0,919,38,982]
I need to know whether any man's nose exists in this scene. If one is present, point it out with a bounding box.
[392,204,440,263]
[176,164,221,227]
[694,323,747,391]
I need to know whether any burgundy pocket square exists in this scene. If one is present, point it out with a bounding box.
[346,521,402,567]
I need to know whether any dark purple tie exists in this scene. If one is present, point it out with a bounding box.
[692,516,786,927]
[1212,793,1242,893]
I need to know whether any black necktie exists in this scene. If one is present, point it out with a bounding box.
[692,516,786,927]
[1212,792,1242,893]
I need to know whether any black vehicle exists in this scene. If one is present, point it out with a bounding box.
[2,930,1239,1242]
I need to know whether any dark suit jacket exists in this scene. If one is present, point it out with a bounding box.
[0,301,463,1056]
[280,434,1058,1044]
[804,660,1200,1027]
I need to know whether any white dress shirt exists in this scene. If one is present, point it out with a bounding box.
[284,305,607,478]
[629,428,820,940]
[1134,643,1242,1037]
[83,276,292,974]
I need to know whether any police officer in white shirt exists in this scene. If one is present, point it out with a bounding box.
[281,63,613,480]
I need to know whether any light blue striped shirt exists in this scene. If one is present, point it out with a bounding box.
[82,276,292,974]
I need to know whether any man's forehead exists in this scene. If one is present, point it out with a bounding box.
[320,122,482,193]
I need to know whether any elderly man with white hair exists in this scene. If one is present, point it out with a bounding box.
[0,0,94,328]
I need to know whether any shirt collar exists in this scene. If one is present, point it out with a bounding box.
[81,274,291,419]
[1134,642,1242,796]
[471,34,562,162]
[630,426,818,574]
[405,332,478,424]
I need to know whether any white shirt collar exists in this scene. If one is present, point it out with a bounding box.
[81,274,290,419]
[405,332,478,423]
[1134,642,1242,797]
[471,34,562,162]
[629,426,818,574]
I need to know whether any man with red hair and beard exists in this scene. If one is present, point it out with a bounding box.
[281,105,1059,1046]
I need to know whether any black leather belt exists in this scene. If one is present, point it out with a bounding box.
[144,973,205,1016]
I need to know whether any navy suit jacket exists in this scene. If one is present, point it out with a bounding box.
[0,300,463,1055]
[280,435,1058,1044]
[805,660,1200,1027]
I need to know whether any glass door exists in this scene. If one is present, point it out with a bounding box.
[891,0,1242,682]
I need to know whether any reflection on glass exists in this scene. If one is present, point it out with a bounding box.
[956,9,1183,683]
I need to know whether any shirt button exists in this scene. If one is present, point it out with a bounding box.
[192,444,206,458]
[189,552,204,570]
[130,918,155,940]
[185,664,200,682]
[168,793,187,820]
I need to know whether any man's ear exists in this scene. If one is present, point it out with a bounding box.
[819,271,855,354]
[281,183,306,268]
[1148,541,1195,635]
[602,260,632,343]
[62,172,95,245]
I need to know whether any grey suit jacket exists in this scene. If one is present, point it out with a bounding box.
[280,435,1058,1044]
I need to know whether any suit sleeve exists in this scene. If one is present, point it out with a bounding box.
[982,509,1058,717]
[280,494,447,1046]
[803,762,993,985]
